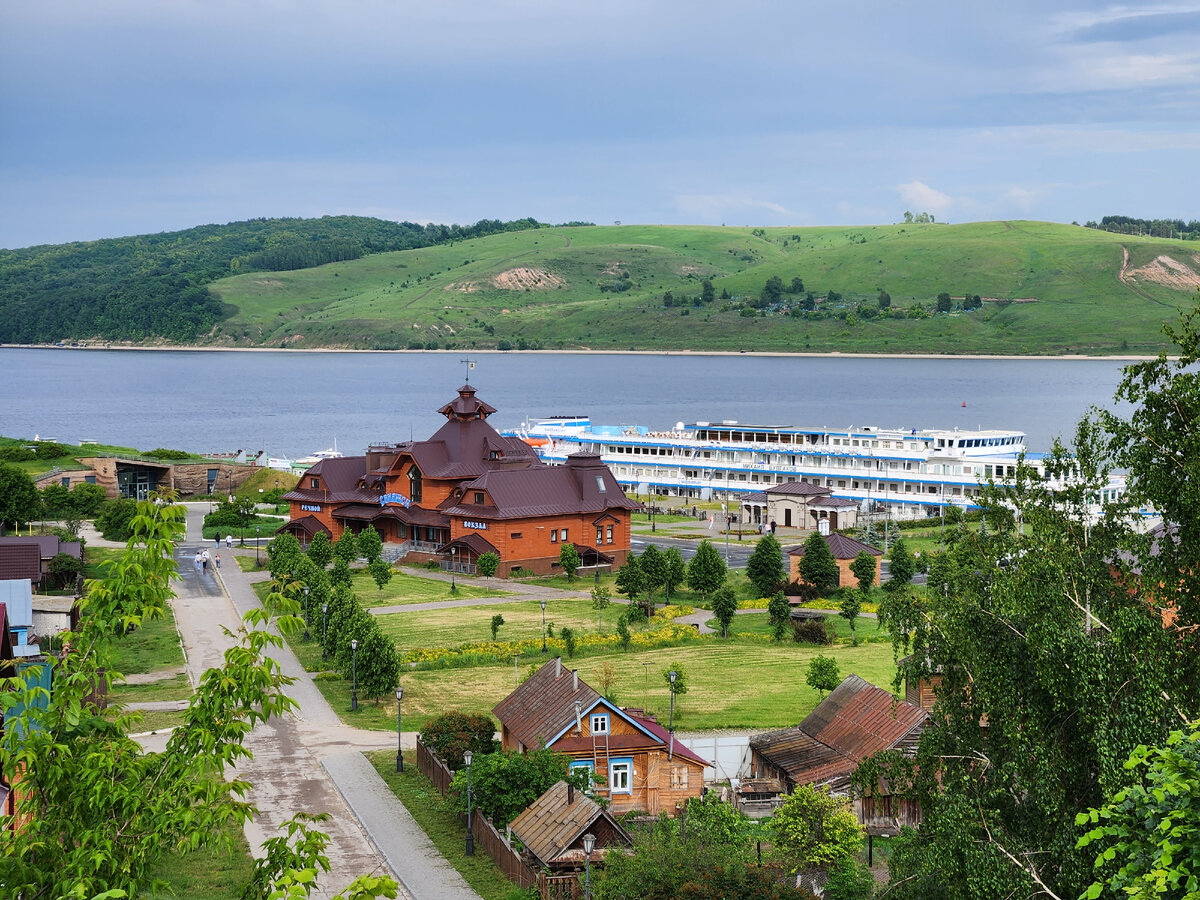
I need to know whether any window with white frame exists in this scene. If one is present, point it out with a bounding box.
[606,525,613,544]
[609,759,631,794]
[596,527,603,545]
[570,760,594,789]
[590,713,609,734]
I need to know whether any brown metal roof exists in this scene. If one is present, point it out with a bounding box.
[751,674,927,791]
[767,481,833,497]
[439,533,498,556]
[437,384,498,420]
[0,535,81,560]
[0,544,42,584]
[494,658,602,749]
[445,454,637,521]
[788,533,881,560]
[279,515,332,538]
[284,457,380,504]
[508,781,632,868]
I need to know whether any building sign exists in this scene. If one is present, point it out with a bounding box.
[379,492,411,508]
[463,520,488,530]
[300,504,322,512]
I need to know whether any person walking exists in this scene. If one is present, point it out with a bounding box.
[201,550,209,573]
[225,534,233,548]
[215,552,221,570]
[214,535,220,549]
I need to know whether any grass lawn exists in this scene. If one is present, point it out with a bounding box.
[234,555,262,572]
[129,709,188,733]
[108,603,186,676]
[109,673,192,704]
[357,569,510,608]
[374,597,620,649]
[313,636,898,733]
[145,803,255,898]
[83,546,127,577]
[366,750,534,900]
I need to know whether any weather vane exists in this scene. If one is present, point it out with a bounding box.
[460,357,476,382]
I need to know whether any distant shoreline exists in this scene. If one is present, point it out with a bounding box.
[0,343,1157,362]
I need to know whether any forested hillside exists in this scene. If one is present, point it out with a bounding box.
[0,216,545,343]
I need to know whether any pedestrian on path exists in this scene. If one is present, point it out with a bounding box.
[226,534,233,548]
[202,549,210,573]
[193,552,202,571]
[214,535,220,549]
[215,552,221,569]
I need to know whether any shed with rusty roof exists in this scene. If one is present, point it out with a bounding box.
[508,780,631,870]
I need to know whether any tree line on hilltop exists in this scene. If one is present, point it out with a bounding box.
[0,215,553,345]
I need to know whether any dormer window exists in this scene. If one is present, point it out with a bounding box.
[310,478,319,489]
[474,491,485,504]
[489,450,500,460]
[595,475,606,493]
[407,465,422,503]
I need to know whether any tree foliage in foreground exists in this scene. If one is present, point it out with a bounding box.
[0,495,396,899]
[449,747,587,829]
[876,300,1200,900]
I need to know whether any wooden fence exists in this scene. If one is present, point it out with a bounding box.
[416,737,454,795]
[471,813,538,889]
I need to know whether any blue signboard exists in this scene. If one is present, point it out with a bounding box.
[380,492,411,508]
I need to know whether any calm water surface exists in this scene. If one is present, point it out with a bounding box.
[0,349,1131,458]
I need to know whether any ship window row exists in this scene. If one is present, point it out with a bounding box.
[935,436,1020,449]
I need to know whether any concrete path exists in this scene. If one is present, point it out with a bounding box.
[168,503,482,900]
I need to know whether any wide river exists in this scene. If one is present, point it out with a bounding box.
[0,349,1133,459]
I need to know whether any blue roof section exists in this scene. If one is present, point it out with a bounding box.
[0,579,33,628]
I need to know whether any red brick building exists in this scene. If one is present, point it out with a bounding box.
[281,385,637,576]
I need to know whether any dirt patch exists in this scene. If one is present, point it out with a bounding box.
[601,262,625,276]
[444,281,479,293]
[491,267,564,290]
[1125,254,1200,290]
[678,264,702,274]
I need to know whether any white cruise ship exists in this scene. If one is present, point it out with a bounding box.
[507,416,1044,522]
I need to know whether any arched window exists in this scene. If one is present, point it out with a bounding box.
[407,465,422,503]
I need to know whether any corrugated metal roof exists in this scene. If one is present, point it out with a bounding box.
[787,533,881,559]
[751,675,927,790]
[446,455,638,521]
[767,482,832,497]
[0,546,41,584]
[0,535,80,560]
[494,659,601,749]
[0,580,34,628]
[508,780,631,868]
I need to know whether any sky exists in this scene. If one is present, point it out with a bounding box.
[2,1,1199,249]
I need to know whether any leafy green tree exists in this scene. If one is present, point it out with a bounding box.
[711,586,738,638]
[616,615,632,651]
[356,526,383,563]
[450,747,588,828]
[701,279,715,303]
[1076,721,1200,900]
[768,591,791,642]
[477,551,499,580]
[561,626,577,657]
[884,536,915,592]
[419,711,497,770]
[805,655,840,699]
[761,275,785,304]
[687,540,727,598]
[936,291,952,312]
[368,557,392,592]
[770,784,864,874]
[95,497,139,541]
[332,530,359,563]
[354,625,401,703]
[267,532,303,578]
[663,662,688,697]
[558,542,581,580]
[878,290,891,309]
[662,547,686,600]
[639,544,664,599]
[330,556,352,589]
[850,550,876,594]
[839,589,863,646]
[616,554,648,608]
[844,551,876,645]
[798,532,839,594]
[0,495,395,899]
[48,551,83,589]
[0,463,40,533]
[306,530,333,568]
[490,613,504,640]
[591,584,612,630]
[747,533,786,598]
[320,586,357,659]
[825,857,877,900]
[790,276,805,294]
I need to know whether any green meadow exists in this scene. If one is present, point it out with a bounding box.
[206,221,1200,355]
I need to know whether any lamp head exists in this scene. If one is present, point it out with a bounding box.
[322,602,328,613]
[304,586,310,597]
[351,638,358,651]
[583,833,596,856]
[463,750,473,767]
[540,599,547,611]
[396,687,403,701]
[669,670,677,684]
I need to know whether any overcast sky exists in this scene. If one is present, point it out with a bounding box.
[2,1,1198,249]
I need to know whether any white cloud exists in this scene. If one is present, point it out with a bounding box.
[896,181,954,216]
[1006,186,1038,211]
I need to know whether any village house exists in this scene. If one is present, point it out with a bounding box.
[507,780,632,872]
[787,532,882,588]
[761,481,860,532]
[749,674,928,834]
[493,658,708,815]
[281,384,638,576]
[0,536,81,592]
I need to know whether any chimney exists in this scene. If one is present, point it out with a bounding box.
[555,657,562,677]
[568,783,575,804]
[572,670,579,691]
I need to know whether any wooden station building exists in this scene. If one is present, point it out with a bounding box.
[280,384,638,577]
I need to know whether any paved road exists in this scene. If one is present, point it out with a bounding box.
[160,503,482,900]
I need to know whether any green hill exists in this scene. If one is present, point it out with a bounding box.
[204,220,1200,355]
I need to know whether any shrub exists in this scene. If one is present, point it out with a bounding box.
[561,626,577,658]
[419,711,498,770]
[784,580,818,602]
[0,446,35,462]
[792,616,832,645]
[143,448,191,460]
[95,498,138,541]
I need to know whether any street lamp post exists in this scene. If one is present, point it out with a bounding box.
[450,546,457,593]
[464,750,475,856]
[583,832,596,900]
[540,599,547,653]
[303,586,310,640]
[321,603,328,659]
[255,525,260,565]
[668,670,677,761]
[275,477,280,511]
[395,687,404,773]
[350,638,359,712]
[650,495,655,533]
